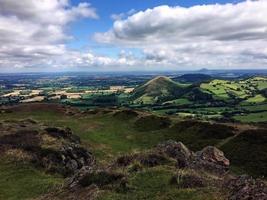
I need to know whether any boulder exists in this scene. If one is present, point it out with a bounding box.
[194,146,230,174]
[157,140,193,168]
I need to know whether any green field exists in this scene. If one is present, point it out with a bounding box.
[0,160,63,200]
[233,111,267,123]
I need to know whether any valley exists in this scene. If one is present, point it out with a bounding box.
[1,72,267,123]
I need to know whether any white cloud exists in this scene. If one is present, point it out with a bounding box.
[1,0,267,71]
[110,9,136,21]
[95,0,267,69]
[0,0,98,71]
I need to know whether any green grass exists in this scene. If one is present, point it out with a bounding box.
[221,129,267,177]
[0,109,231,161]
[233,111,267,122]
[98,167,224,200]
[0,107,265,179]
[0,160,63,200]
[164,98,192,105]
[200,77,267,101]
[240,103,267,112]
[245,94,266,103]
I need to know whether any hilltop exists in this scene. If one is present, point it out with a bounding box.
[131,76,190,104]
[131,75,267,105]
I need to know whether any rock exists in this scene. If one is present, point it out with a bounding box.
[194,146,230,174]
[66,160,79,172]
[45,127,80,144]
[197,146,230,167]
[226,175,267,200]
[38,145,95,176]
[157,140,193,168]
[0,121,95,177]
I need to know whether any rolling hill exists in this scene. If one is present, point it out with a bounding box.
[131,76,190,104]
[130,75,267,106]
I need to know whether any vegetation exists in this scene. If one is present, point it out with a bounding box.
[0,159,63,200]
[0,73,267,199]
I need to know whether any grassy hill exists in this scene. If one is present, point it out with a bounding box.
[200,77,267,102]
[131,76,190,104]
[0,104,267,199]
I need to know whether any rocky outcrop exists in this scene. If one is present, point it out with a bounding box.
[114,140,229,175]
[0,120,95,176]
[226,175,267,200]
[156,140,229,174]
[194,146,230,174]
[38,144,95,176]
[157,140,194,168]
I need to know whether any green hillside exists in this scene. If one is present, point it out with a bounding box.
[200,77,267,102]
[131,76,190,104]
[130,76,267,107]
[0,104,267,199]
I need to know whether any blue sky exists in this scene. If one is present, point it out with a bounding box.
[0,0,266,72]
[68,0,242,55]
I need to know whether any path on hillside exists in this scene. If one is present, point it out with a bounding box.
[216,123,259,148]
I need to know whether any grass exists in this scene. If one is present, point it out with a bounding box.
[200,77,267,101]
[0,106,266,200]
[233,111,267,122]
[245,94,266,103]
[164,98,192,105]
[98,167,225,200]
[221,129,267,177]
[0,160,63,200]
[0,109,232,162]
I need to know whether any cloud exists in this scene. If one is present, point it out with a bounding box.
[0,0,98,71]
[110,9,136,21]
[1,0,267,71]
[95,0,267,69]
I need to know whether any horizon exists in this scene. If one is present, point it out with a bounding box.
[1,0,267,72]
[1,68,267,76]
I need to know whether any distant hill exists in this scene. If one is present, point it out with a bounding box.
[131,76,190,104]
[131,75,267,105]
[173,73,212,83]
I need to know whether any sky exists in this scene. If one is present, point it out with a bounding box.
[0,0,267,72]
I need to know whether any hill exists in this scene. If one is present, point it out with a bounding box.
[131,76,190,104]
[200,77,267,102]
[131,76,267,106]
[0,104,267,200]
[173,73,212,83]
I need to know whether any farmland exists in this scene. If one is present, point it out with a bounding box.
[1,72,267,123]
